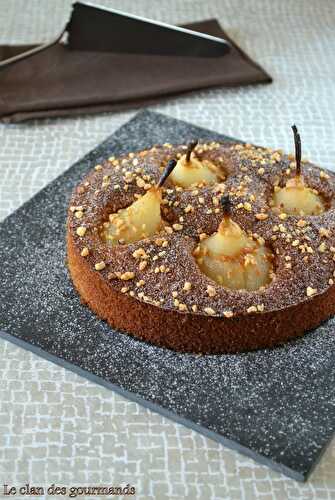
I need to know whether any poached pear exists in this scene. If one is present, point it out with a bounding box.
[104,159,177,245]
[195,196,272,291]
[170,140,221,188]
[273,125,325,216]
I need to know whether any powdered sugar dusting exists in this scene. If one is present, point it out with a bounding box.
[0,111,334,479]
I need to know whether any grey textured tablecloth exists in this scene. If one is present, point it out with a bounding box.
[0,1,334,498]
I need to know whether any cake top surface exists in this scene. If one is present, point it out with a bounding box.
[68,141,335,318]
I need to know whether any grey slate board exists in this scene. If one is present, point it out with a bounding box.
[0,110,334,481]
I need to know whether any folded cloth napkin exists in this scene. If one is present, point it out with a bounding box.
[0,19,271,123]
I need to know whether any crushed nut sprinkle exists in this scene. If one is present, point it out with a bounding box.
[95,261,106,271]
[178,303,188,312]
[255,213,268,221]
[75,210,84,219]
[204,307,216,316]
[223,310,234,318]
[80,247,89,257]
[206,285,216,297]
[138,260,148,271]
[319,227,331,238]
[76,226,87,237]
[183,282,192,292]
[306,286,317,297]
[121,271,135,280]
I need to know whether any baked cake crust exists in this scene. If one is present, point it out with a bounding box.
[67,141,335,353]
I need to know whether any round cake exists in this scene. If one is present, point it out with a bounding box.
[67,136,335,353]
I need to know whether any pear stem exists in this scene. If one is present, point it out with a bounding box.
[185,140,198,163]
[157,159,177,188]
[220,194,231,219]
[292,124,302,177]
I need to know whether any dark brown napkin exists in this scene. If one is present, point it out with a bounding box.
[0,19,271,123]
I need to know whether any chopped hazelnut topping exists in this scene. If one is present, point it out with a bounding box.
[320,171,330,180]
[257,167,265,175]
[172,223,183,231]
[183,282,192,292]
[297,219,307,228]
[121,271,135,280]
[121,286,129,293]
[206,285,216,297]
[75,210,84,219]
[279,213,287,220]
[306,286,317,297]
[223,310,234,318]
[76,226,87,237]
[247,306,258,313]
[292,239,299,247]
[94,164,103,171]
[136,178,146,188]
[184,204,194,213]
[95,261,106,271]
[80,247,89,257]
[136,280,145,287]
[318,242,327,253]
[255,213,268,221]
[319,227,331,238]
[204,307,216,316]
[178,303,188,312]
[132,248,148,259]
[192,305,198,313]
[138,260,148,271]
[172,291,178,298]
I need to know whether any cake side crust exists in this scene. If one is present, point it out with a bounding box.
[67,227,335,354]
